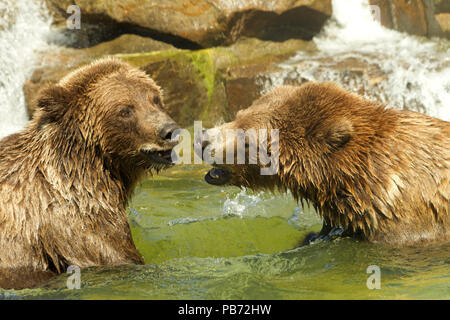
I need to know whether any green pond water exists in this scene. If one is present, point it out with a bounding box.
[1,165,449,299]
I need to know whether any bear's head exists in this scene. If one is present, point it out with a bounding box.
[199,88,283,189]
[33,58,179,171]
[200,83,357,193]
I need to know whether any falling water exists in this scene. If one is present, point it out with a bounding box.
[265,0,450,121]
[0,0,52,138]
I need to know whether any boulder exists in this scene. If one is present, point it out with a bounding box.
[0,2,17,31]
[434,0,450,39]
[45,0,332,47]
[120,38,316,126]
[24,37,315,127]
[435,13,450,38]
[369,0,444,38]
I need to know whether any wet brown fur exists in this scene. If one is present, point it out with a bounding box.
[210,82,450,246]
[0,58,177,289]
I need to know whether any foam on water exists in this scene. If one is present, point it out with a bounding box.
[266,0,450,121]
[314,0,398,50]
[221,188,306,223]
[0,0,52,138]
[221,189,266,217]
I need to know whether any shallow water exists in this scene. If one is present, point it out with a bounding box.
[1,166,448,300]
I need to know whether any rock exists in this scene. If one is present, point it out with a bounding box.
[370,0,444,38]
[24,34,175,116]
[435,13,450,38]
[260,55,389,98]
[45,0,332,47]
[118,38,316,127]
[48,23,126,49]
[0,2,17,31]
[82,33,175,55]
[434,0,450,13]
[251,51,449,117]
[25,37,315,127]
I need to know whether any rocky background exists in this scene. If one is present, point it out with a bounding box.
[24,0,450,127]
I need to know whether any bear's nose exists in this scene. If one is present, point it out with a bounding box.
[159,124,179,141]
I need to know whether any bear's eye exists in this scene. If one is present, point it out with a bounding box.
[119,106,133,118]
[153,96,161,106]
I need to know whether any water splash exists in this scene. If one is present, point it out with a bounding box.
[222,188,265,217]
[0,0,52,138]
[265,0,450,121]
[221,188,302,221]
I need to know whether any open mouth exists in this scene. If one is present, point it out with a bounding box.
[140,148,174,165]
[205,166,232,185]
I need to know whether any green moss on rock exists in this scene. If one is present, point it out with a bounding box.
[116,38,315,127]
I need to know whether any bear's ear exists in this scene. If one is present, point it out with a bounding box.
[36,85,68,127]
[320,118,353,151]
[309,118,353,152]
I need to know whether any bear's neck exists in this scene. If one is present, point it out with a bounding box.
[27,125,138,211]
[278,142,375,237]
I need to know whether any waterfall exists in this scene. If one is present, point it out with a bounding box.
[0,0,52,138]
[266,0,450,121]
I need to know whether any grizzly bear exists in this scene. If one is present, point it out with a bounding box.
[201,82,449,246]
[0,58,179,289]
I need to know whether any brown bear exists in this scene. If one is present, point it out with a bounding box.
[201,82,449,246]
[0,58,179,289]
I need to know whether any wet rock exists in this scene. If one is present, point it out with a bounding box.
[435,13,450,38]
[119,38,316,127]
[48,22,126,49]
[434,0,450,14]
[261,55,389,99]
[81,33,175,55]
[0,2,17,31]
[434,0,450,38]
[255,48,449,117]
[221,38,316,115]
[45,0,332,47]
[24,37,314,127]
[370,0,444,38]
